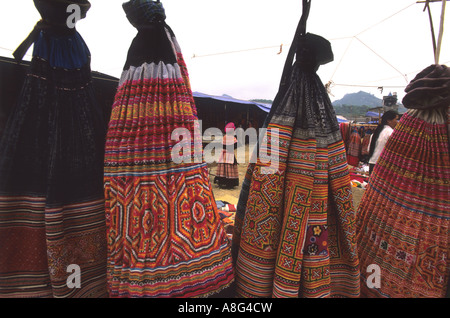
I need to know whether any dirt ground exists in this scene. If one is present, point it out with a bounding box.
[208,144,365,210]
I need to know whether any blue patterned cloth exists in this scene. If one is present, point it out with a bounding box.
[33,31,90,69]
[14,0,91,66]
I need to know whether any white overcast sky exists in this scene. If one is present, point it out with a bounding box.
[1,0,449,103]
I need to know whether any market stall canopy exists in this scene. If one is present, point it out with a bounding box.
[365,111,383,117]
[192,91,271,132]
[336,115,349,123]
[366,106,384,118]
[193,91,271,112]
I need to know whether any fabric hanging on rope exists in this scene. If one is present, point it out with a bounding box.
[339,122,351,152]
[231,1,360,298]
[361,132,372,157]
[357,64,450,298]
[0,0,107,298]
[347,130,361,167]
[103,0,234,298]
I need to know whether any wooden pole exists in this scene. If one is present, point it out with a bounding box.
[435,0,447,63]
[419,1,448,63]
[423,0,437,58]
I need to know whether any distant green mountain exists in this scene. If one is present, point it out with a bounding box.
[248,91,410,119]
[332,91,382,107]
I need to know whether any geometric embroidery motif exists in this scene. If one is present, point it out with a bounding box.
[416,245,448,288]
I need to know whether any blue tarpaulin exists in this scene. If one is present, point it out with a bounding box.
[336,115,349,123]
[366,111,382,117]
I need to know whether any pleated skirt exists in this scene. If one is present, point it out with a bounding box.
[0,31,107,298]
[104,33,234,298]
[357,108,450,298]
[232,67,360,298]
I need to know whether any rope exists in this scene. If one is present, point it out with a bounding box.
[355,2,417,37]
[327,2,416,88]
[191,0,419,87]
[192,45,283,58]
[333,83,406,89]
[353,37,409,83]
[329,37,354,81]
[1,1,446,90]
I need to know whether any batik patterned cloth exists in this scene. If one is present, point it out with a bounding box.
[0,1,107,298]
[357,108,450,298]
[232,33,360,298]
[104,1,234,298]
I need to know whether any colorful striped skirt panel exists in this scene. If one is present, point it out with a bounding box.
[0,196,107,297]
[357,108,450,297]
[104,30,234,298]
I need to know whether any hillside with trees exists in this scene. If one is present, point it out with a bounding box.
[331,91,381,121]
[332,91,382,107]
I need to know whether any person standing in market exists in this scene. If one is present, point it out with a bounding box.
[367,110,399,175]
[214,122,239,189]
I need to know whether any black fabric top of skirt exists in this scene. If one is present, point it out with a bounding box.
[34,0,91,26]
[123,22,177,70]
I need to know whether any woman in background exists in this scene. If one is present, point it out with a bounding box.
[214,122,239,189]
[368,110,399,175]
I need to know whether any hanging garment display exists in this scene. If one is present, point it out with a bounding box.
[0,0,107,298]
[231,1,360,298]
[103,0,234,298]
[357,64,450,298]
[360,131,373,163]
[339,122,351,152]
[347,130,361,166]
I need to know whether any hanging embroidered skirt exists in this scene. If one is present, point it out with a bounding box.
[0,29,107,298]
[347,131,361,167]
[339,122,350,152]
[232,65,360,298]
[103,20,234,297]
[360,133,372,161]
[357,108,450,297]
